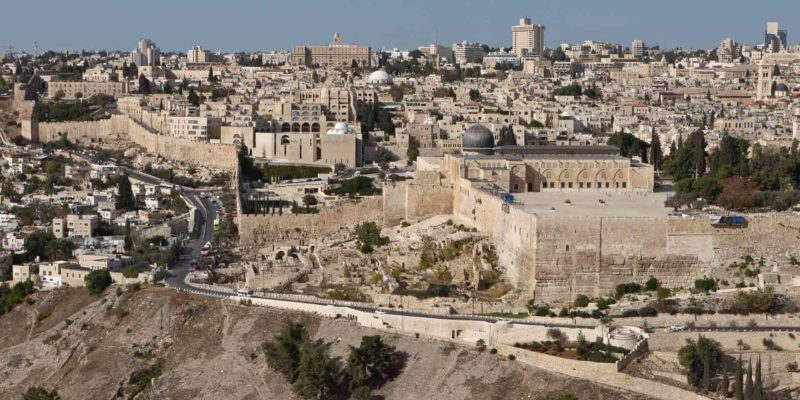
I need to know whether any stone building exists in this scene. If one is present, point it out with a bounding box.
[47,81,127,99]
[291,33,371,68]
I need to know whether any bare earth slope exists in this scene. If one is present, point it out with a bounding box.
[0,287,650,400]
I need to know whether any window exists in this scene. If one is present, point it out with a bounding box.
[568,182,573,189]
[560,182,565,189]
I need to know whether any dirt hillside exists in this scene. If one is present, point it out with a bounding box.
[0,286,650,400]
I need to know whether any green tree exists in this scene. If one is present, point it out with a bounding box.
[208,66,214,82]
[138,74,151,94]
[745,360,753,400]
[678,335,722,388]
[22,386,61,400]
[85,269,112,295]
[2,179,17,199]
[345,335,399,390]
[354,221,388,252]
[497,125,517,146]
[302,194,318,208]
[294,343,336,399]
[187,88,200,107]
[123,219,133,251]
[406,145,419,162]
[608,132,649,162]
[644,277,660,291]
[122,265,140,279]
[116,175,136,211]
[650,132,662,170]
[262,323,307,381]
[734,355,744,400]
[468,88,481,102]
[754,357,763,400]
[692,130,707,177]
[719,368,730,397]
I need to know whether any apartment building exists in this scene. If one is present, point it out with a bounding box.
[452,41,484,65]
[53,214,97,239]
[48,81,127,99]
[168,116,222,142]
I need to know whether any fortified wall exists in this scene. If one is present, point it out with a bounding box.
[382,170,454,227]
[450,178,800,303]
[237,197,383,248]
[35,115,238,170]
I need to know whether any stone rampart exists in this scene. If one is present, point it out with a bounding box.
[238,197,383,247]
[37,115,238,170]
[382,171,454,227]
[450,177,800,303]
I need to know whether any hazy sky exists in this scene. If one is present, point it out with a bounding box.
[2,0,798,53]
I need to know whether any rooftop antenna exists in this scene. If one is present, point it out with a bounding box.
[33,41,38,58]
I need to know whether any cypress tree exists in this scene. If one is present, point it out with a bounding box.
[116,174,136,211]
[734,355,744,400]
[753,357,763,400]
[719,367,730,398]
[123,219,132,251]
[650,132,662,170]
[692,130,706,177]
[745,360,754,400]
[702,354,711,391]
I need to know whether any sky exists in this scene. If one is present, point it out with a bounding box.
[2,0,799,53]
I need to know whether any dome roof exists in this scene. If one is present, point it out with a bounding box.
[367,70,392,84]
[462,124,494,149]
[326,122,354,135]
[775,83,789,92]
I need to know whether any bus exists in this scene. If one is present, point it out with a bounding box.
[188,259,198,272]
[213,218,221,231]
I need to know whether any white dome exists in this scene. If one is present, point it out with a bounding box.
[326,122,354,135]
[367,70,392,84]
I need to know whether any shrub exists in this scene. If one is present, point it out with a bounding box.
[85,270,112,295]
[644,277,660,291]
[615,282,642,298]
[694,277,717,292]
[762,338,783,351]
[490,348,497,354]
[573,294,590,308]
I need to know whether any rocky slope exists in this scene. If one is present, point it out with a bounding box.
[0,286,650,399]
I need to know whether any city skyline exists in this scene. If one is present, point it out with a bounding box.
[1,0,799,53]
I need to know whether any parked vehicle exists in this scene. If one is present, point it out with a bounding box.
[668,324,687,332]
[236,289,252,297]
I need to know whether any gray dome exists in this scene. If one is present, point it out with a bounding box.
[775,83,789,92]
[462,124,494,149]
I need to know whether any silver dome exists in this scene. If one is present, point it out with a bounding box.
[462,124,494,149]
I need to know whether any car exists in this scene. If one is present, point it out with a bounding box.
[236,289,252,297]
[668,324,687,332]
[374,310,386,315]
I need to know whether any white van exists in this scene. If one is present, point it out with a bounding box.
[236,289,252,297]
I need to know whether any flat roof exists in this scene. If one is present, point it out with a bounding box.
[514,191,671,218]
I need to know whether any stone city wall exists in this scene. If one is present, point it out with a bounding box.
[450,177,800,303]
[37,115,238,170]
[382,171,454,227]
[238,197,383,247]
